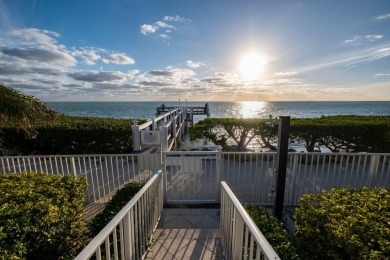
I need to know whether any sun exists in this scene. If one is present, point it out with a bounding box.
[239,52,268,80]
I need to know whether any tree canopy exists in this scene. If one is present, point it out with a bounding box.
[189,116,390,153]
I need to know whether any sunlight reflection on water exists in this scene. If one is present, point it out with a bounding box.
[239,101,267,118]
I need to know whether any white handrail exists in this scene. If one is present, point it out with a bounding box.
[220,181,280,260]
[75,171,163,260]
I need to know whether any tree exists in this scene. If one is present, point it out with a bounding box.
[189,118,277,151]
[0,82,56,153]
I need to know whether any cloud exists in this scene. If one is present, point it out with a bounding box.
[7,82,52,90]
[154,21,175,29]
[344,35,383,45]
[93,83,140,90]
[103,53,135,65]
[72,48,102,65]
[71,48,136,66]
[374,73,390,76]
[33,78,63,85]
[274,71,298,76]
[0,63,63,75]
[68,70,128,82]
[139,81,173,86]
[140,15,191,42]
[186,60,205,68]
[7,28,60,47]
[296,44,390,72]
[148,70,174,76]
[133,68,196,90]
[1,47,77,66]
[263,78,302,85]
[163,15,191,22]
[140,24,158,35]
[376,13,390,20]
[200,72,240,86]
[365,35,383,41]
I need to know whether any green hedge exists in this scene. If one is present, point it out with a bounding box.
[1,115,144,155]
[290,116,390,152]
[189,116,390,152]
[244,205,299,259]
[0,172,88,259]
[294,187,390,259]
[89,182,144,237]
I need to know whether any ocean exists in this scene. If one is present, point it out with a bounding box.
[46,101,389,152]
[47,101,390,121]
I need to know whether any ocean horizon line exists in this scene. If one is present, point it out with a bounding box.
[45,100,390,103]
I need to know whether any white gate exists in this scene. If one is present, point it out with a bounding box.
[163,151,220,204]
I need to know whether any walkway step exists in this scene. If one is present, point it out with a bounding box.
[146,208,224,260]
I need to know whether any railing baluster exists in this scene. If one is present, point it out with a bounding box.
[119,221,125,260]
[105,236,110,259]
[113,226,119,260]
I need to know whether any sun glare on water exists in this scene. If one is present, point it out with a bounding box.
[239,51,268,80]
[240,101,266,118]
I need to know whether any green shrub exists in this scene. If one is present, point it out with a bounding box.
[89,182,144,236]
[244,205,300,259]
[0,172,88,259]
[294,187,390,259]
[1,115,145,155]
[291,116,390,152]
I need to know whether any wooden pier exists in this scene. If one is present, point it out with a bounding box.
[132,105,210,153]
[156,105,210,125]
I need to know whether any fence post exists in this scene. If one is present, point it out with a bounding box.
[171,116,177,149]
[217,151,222,203]
[70,157,77,177]
[123,212,133,259]
[160,125,169,152]
[162,154,168,204]
[2,158,9,174]
[176,116,182,143]
[290,154,299,205]
[132,121,141,152]
[368,155,380,187]
[273,116,290,220]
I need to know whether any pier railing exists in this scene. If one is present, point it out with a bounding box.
[0,154,161,204]
[132,108,186,152]
[75,171,164,260]
[220,181,280,260]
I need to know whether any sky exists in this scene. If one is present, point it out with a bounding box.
[0,0,390,102]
